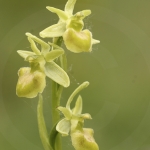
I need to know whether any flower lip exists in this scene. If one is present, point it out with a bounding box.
[16,67,46,98]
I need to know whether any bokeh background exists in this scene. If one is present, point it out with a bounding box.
[1,0,150,150]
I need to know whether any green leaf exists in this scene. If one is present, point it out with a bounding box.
[65,0,77,16]
[37,94,52,150]
[45,61,70,87]
[46,7,68,21]
[45,49,64,62]
[26,33,50,55]
[40,22,66,38]
[56,118,71,136]
[49,123,59,150]
[57,106,72,119]
[72,95,82,115]
[66,81,89,109]
[17,50,36,59]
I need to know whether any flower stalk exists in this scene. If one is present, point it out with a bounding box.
[15,0,100,150]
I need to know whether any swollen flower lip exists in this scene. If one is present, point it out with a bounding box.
[16,67,46,98]
[71,128,99,150]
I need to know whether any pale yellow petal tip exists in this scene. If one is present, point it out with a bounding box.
[39,32,46,38]
[63,80,70,88]
[46,6,50,9]
[25,32,31,36]
[92,39,100,44]
[83,81,90,87]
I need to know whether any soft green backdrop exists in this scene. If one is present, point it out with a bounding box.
[1,0,150,150]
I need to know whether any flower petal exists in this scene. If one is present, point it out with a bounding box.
[17,50,36,59]
[27,37,41,55]
[66,81,89,109]
[65,0,77,16]
[46,6,68,21]
[56,118,71,136]
[40,22,66,38]
[72,95,82,115]
[79,113,92,120]
[26,33,50,55]
[92,38,100,45]
[45,49,64,62]
[57,106,72,119]
[74,10,91,19]
[45,61,70,87]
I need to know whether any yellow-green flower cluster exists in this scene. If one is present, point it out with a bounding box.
[16,33,70,98]
[56,82,99,150]
[40,0,100,53]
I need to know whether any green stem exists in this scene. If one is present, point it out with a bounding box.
[51,81,60,125]
[51,37,66,150]
[51,81,62,150]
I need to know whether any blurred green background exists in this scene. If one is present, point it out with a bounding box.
[1,0,150,150]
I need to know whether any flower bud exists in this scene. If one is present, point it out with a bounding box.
[63,28,92,53]
[16,67,46,98]
[71,128,99,150]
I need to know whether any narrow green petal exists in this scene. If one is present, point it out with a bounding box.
[65,0,77,16]
[48,42,63,50]
[57,106,72,119]
[66,81,89,109]
[17,50,36,59]
[72,113,92,122]
[73,95,82,115]
[79,113,92,120]
[46,6,68,21]
[40,22,66,38]
[74,10,91,19]
[37,94,52,150]
[27,37,41,55]
[26,33,50,55]
[45,62,70,87]
[92,39,100,45]
[56,118,71,136]
[45,49,64,62]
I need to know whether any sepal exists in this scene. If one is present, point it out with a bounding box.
[45,49,64,62]
[57,106,72,119]
[17,50,36,60]
[40,22,66,38]
[46,6,68,21]
[65,0,77,16]
[56,118,71,136]
[44,62,70,87]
